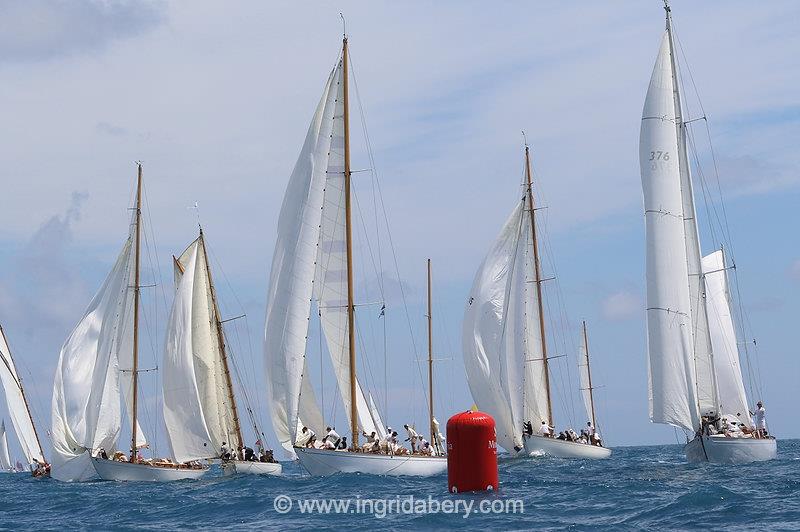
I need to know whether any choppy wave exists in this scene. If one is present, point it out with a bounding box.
[1,440,797,530]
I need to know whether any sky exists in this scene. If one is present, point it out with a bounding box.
[0,0,798,461]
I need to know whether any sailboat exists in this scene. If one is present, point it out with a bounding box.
[463,142,611,460]
[263,33,446,477]
[0,420,11,472]
[51,164,207,481]
[164,230,281,476]
[639,2,776,464]
[0,325,50,475]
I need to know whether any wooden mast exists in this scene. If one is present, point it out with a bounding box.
[342,34,359,449]
[198,229,245,455]
[0,325,46,463]
[582,321,597,428]
[130,163,142,462]
[426,259,436,453]
[524,144,553,427]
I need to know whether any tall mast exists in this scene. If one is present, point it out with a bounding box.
[130,163,142,462]
[342,34,359,449]
[582,321,597,428]
[664,3,720,418]
[198,229,244,453]
[0,326,46,462]
[524,144,553,426]
[426,259,436,453]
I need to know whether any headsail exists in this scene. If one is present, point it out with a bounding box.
[463,201,530,453]
[163,241,215,462]
[0,326,45,466]
[165,235,240,461]
[702,250,750,424]
[639,31,700,432]
[50,233,147,481]
[263,63,342,457]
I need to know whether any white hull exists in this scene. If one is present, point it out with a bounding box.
[295,447,447,477]
[684,435,777,464]
[92,458,208,482]
[523,435,612,459]
[221,460,282,476]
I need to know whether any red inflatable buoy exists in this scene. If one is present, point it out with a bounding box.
[446,410,498,493]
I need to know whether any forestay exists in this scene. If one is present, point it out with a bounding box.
[51,235,148,482]
[0,327,45,466]
[639,31,700,433]
[702,251,750,425]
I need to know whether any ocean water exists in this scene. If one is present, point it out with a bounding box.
[1,440,798,530]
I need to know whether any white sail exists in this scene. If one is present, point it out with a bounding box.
[702,250,751,424]
[0,420,11,470]
[463,201,530,453]
[0,327,45,466]
[520,203,550,431]
[366,392,387,440]
[163,242,215,462]
[263,63,341,457]
[170,236,239,458]
[51,235,147,481]
[310,64,383,440]
[639,31,700,432]
[578,331,593,426]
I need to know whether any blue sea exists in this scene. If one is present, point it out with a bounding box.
[1,440,798,530]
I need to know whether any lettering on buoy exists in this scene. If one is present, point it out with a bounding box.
[446,410,499,493]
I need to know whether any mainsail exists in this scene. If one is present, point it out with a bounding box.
[163,235,241,463]
[264,53,385,456]
[577,325,594,427]
[51,202,147,481]
[639,30,701,433]
[0,326,45,466]
[0,420,11,470]
[702,250,750,424]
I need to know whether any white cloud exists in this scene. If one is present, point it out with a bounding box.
[601,290,642,321]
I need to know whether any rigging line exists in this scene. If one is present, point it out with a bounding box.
[674,24,765,407]
[350,50,390,420]
[352,186,385,300]
[206,242,265,427]
[533,168,578,427]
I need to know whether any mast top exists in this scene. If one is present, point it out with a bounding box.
[522,130,529,149]
[339,12,347,41]
[663,0,671,13]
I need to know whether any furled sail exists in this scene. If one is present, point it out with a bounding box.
[0,326,45,466]
[639,31,700,432]
[702,250,751,425]
[263,62,342,457]
[163,242,215,462]
[0,420,11,470]
[463,201,533,453]
[166,236,239,460]
[51,234,147,481]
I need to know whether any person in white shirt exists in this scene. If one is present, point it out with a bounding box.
[325,427,341,448]
[404,424,419,453]
[586,421,595,437]
[418,437,432,456]
[754,401,767,437]
[538,421,553,437]
[592,428,602,446]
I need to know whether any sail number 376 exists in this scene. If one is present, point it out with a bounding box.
[649,151,670,161]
